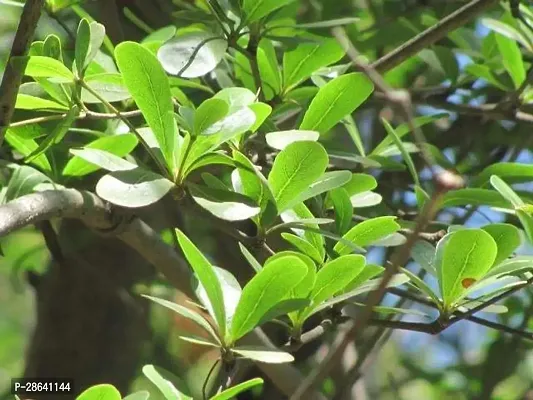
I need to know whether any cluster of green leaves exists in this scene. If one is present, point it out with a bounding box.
[6,0,533,397]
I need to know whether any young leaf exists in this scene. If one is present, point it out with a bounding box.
[75,19,106,74]
[481,223,521,266]
[14,94,68,111]
[62,134,138,177]
[239,242,263,272]
[265,130,319,150]
[439,188,508,209]
[4,165,50,203]
[490,175,524,207]
[76,384,121,400]
[471,162,533,187]
[283,37,344,90]
[285,170,352,210]
[115,42,177,169]
[188,184,260,221]
[329,187,353,235]
[439,229,498,308]
[233,150,277,227]
[123,391,150,400]
[306,254,365,313]
[242,0,296,23]
[5,129,52,173]
[230,255,307,342]
[142,365,193,400]
[211,378,264,400]
[213,87,256,110]
[96,168,174,207]
[157,32,228,78]
[81,73,131,103]
[281,233,324,263]
[142,295,220,342]
[334,216,400,256]
[268,141,328,212]
[265,251,316,299]
[411,240,437,276]
[381,119,420,185]
[349,191,382,208]
[300,73,373,134]
[194,98,229,135]
[68,148,137,172]
[343,173,377,196]
[231,347,294,363]
[176,229,227,338]
[280,202,325,260]
[25,105,79,163]
[22,56,74,81]
[495,32,526,89]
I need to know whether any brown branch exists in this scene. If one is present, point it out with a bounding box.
[0,0,46,146]
[371,0,499,73]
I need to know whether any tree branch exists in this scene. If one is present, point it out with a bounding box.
[0,189,324,399]
[371,0,499,73]
[0,0,45,146]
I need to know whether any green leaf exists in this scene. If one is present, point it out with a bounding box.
[300,73,373,134]
[343,173,377,196]
[63,134,138,177]
[96,168,174,207]
[115,42,177,169]
[142,295,220,343]
[411,240,437,276]
[76,384,121,400]
[188,183,260,221]
[14,93,68,111]
[484,256,533,280]
[516,209,533,244]
[22,55,74,81]
[280,202,325,260]
[122,391,150,400]
[472,162,533,187]
[233,150,277,227]
[5,128,52,173]
[81,73,131,103]
[4,165,50,202]
[490,175,524,207]
[142,365,192,400]
[265,251,316,299]
[213,87,256,110]
[482,223,521,266]
[268,141,328,212]
[342,114,365,156]
[230,255,306,342]
[294,17,359,29]
[285,170,352,210]
[283,36,344,89]
[344,264,384,292]
[304,254,365,316]
[68,148,136,172]
[239,242,263,272]
[381,119,419,185]
[334,216,400,256]
[211,378,264,400]
[281,233,324,263]
[349,191,382,208]
[249,102,272,132]
[265,130,319,150]
[495,32,526,89]
[194,98,229,135]
[258,39,282,98]
[176,229,226,338]
[401,267,441,305]
[75,19,105,73]
[231,347,294,363]
[439,188,508,209]
[25,105,79,163]
[438,229,498,308]
[329,187,353,235]
[243,0,296,23]
[465,64,510,91]
[157,32,228,78]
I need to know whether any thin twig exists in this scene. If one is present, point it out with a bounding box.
[0,0,46,146]
[370,0,499,73]
[8,109,144,128]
